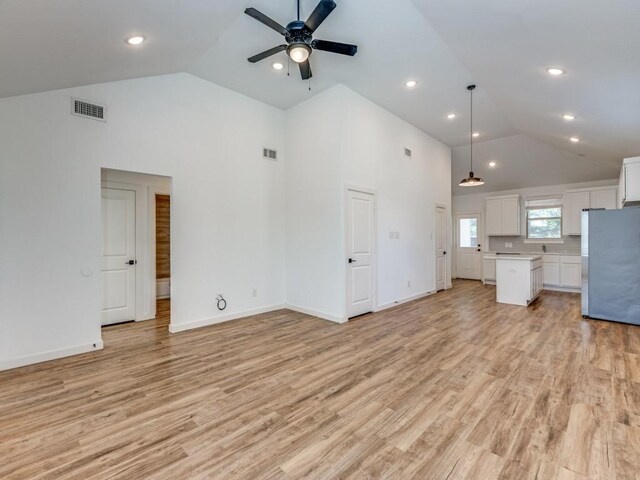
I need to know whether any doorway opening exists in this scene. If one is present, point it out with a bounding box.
[100,168,172,330]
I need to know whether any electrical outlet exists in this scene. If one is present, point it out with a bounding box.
[407,280,411,288]
[252,288,257,298]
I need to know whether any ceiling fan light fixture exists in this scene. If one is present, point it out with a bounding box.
[288,43,311,63]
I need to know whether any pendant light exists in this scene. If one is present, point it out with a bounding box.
[459,84,485,187]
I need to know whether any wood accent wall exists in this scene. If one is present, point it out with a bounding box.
[155,195,170,279]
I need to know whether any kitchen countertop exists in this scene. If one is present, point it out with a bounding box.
[489,254,542,261]
[484,252,580,257]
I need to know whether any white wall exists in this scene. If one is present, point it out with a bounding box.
[0,77,451,370]
[286,85,452,320]
[0,73,286,369]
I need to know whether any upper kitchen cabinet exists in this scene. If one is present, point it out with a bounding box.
[619,156,640,208]
[564,186,617,235]
[485,195,520,236]
[564,191,590,235]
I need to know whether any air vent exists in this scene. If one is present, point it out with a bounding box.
[263,148,278,160]
[72,98,106,121]
[404,147,413,158]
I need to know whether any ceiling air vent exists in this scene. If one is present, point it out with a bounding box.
[263,147,278,160]
[72,98,106,121]
[404,147,413,158]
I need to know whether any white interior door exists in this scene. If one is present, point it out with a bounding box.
[435,206,447,291]
[456,214,482,280]
[347,190,375,318]
[101,188,136,325]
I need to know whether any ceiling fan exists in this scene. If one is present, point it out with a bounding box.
[244,0,358,80]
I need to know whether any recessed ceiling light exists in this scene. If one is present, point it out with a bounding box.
[405,80,417,88]
[472,132,480,137]
[447,113,456,119]
[126,35,145,45]
[272,62,284,70]
[546,67,565,76]
[489,161,496,167]
[570,137,581,143]
[563,114,576,121]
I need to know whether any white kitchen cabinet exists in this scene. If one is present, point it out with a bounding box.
[620,157,640,207]
[496,255,543,306]
[564,191,590,235]
[485,195,520,236]
[560,256,582,288]
[485,198,503,236]
[564,187,617,235]
[542,255,560,286]
[483,256,496,283]
[590,189,617,210]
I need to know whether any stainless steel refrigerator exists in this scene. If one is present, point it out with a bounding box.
[582,208,640,324]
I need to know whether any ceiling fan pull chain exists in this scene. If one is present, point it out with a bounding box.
[287,57,290,76]
[308,77,311,91]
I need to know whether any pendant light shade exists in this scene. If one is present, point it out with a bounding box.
[459,84,485,187]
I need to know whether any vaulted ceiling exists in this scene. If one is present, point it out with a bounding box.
[1,0,637,192]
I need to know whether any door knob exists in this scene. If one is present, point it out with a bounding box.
[348,258,356,263]
[126,260,137,265]
[443,251,447,255]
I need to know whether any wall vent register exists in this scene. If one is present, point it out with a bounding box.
[263,148,278,160]
[72,98,105,121]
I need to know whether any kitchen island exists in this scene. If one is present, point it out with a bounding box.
[495,254,543,306]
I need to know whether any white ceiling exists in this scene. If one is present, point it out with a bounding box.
[452,134,620,195]
[0,0,637,190]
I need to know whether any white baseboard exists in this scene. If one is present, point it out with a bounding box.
[285,304,347,324]
[169,304,286,333]
[0,340,104,372]
[375,290,435,312]
[543,285,581,294]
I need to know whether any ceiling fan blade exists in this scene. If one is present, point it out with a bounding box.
[299,59,312,80]
[244,7,287,36]
[311,40,358,56]
[304,0,336,33]
[247,44,287,63]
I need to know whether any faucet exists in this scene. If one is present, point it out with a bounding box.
[542,244,547,253]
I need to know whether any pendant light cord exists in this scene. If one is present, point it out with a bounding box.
[470,86,473,173]
[297,0,300,21]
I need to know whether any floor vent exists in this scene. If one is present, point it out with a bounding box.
[72,98,106,121]
[404,147,413,158]
[263,148,278,160]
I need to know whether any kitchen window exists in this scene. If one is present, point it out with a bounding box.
[526,205,562,239]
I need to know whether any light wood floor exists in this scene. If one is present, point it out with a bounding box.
[1,281,640,479]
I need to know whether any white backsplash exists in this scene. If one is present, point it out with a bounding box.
[488,235,582,255]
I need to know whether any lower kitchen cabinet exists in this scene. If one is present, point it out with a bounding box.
[560,262,582,288]
[543,263,560,286]
[483,257,496,282]
[543,255,581,289]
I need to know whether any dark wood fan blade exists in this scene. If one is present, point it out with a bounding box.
[304,0,336,33]
[244,8,287,35]
[248,45,287,63]
[312,39,357,56]
[299,59,312,80]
